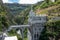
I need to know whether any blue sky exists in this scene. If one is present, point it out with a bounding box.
[2,0,43,4]
[9,0,19,3]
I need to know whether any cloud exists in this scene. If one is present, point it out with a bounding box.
[19,0,42,4]
[2,0,13,3]
[2,0,43,4]
[2,0,8,3]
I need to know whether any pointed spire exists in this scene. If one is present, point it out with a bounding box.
[31,5,33,11]
[30,5,33,12]
[29,5,36,17]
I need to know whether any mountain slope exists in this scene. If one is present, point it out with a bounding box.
[33,1,60,16]
[4,3,31,15]
[4,3,31,25]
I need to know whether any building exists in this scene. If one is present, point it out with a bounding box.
[4,36,18,40]
[28,9,47,40]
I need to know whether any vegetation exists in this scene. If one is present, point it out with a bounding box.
[0,0,60,40]
[33,0,60,11]
[0,1,30,40]
[39,20,60,40]
[0,2,10,31]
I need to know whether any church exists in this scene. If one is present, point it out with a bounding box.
[27,9,47,40]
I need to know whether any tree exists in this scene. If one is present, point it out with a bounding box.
[45,20,60,40]
[39,20,60,40]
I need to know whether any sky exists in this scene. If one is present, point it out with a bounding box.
[2,0,43,4]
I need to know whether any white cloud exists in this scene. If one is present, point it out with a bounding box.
[2,0,8,3]
[2,0,43,4]
[2,0,16,3]
[19,0,42,4]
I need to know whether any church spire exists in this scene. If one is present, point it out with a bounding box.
[29,5,36,17]
[31,5,33,11]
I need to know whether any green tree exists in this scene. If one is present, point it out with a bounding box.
[39,20,60,40]
[45,20,60,40]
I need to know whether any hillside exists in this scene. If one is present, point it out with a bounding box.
[0,1,31,31]
[4,3,31,15]
[0,0,10,31]
[2,3,31,25]
[35,4,60,15]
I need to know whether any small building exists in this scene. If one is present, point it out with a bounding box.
[4,36,18,40]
